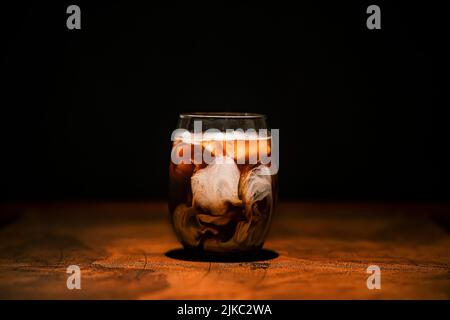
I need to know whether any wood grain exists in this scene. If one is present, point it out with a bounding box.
[0,202,449,299]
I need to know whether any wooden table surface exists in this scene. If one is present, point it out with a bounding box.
[0,202,449,299]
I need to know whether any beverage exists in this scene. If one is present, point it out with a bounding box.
[168,113,278,255]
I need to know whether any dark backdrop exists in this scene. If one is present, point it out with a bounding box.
[0,1,447,202]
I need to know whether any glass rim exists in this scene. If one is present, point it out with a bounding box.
[179,112,266,119]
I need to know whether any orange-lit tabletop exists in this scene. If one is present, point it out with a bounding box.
[0,202,449,299]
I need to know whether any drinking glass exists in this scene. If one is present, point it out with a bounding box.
[169,112,278,255]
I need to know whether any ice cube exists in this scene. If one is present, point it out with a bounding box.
[190,155,242,216]
[239,164,273,220]
[204,165,273,252]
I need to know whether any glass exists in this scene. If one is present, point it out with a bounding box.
[169,112,278,256]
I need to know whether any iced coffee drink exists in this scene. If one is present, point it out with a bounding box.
[169,113,278,255]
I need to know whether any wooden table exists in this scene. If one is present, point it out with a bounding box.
[0,202,449,299]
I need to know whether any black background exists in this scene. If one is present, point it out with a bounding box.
[0,1,447,202]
